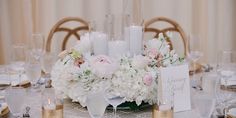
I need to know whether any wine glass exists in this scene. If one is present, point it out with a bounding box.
[215,51,236,117]
[41,52,56,77]
[104,89,125,118]
[188,35,203,90]
[9,44,26,86]
[25,53,41,90]
[86,91,108,118]
[30,33,45,60]
[5,87,26,117]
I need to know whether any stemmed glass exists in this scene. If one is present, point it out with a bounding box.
[41,52,56,78]
[25,53,41,90]
[40,52,56,87]
[86,91,108,118]
[30,33,45,61]
[104,89,125,118]
[188,35,203,90]
[9,44,26,86]
[215,51,236,117]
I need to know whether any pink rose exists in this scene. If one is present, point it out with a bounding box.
[143,74,153,86]
[90,55,118,78]
[147,48,159,59]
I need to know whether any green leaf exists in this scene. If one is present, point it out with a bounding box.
[70,49,81,59]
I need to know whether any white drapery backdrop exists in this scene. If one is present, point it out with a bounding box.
[0,0,236,64]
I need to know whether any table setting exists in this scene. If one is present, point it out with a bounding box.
[0,1,236,118]
[1,30,235,118]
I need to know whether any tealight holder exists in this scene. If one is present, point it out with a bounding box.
[153,77,174,118]
[42,88,64,118]
[152,104,173,118]
[55,95,64,118]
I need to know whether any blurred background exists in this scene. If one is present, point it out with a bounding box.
[0,0,235,64]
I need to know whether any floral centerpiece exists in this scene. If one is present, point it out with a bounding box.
[51,32,184,107]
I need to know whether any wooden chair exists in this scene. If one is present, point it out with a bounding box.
[46,17,89,52]
[144,17,189,56]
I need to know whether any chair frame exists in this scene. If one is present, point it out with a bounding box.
[144,17,189,56]
[46,17,89,52]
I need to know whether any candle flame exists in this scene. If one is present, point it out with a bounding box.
[48,99,51,104]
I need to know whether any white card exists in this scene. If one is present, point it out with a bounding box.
[160,64,191,112]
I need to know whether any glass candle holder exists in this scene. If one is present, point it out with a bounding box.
[152,104,173,118]
[42,88,64,118]
[42,98,56,118]
[153,78,174,118]
[55,92,64,118]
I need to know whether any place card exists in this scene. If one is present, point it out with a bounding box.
[160,64,191,112]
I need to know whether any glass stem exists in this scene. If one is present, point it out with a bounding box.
[114,106,117,118]
[19,70,23,87]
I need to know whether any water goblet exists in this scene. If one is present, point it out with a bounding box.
[30,33,45,60]
[104,89,125,118]
[5,87,26,118]
[86,91,108,118]
[41,52,56,78]
[25,59,41,90]
[215,51,236,117]
[10,44,26,86]
[188,35,203,90]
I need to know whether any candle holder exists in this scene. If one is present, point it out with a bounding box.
[153,77,174,118]
[42,98,56,118]
[42,88,64,118]
[152,104,173,118]
[107,13,129,57]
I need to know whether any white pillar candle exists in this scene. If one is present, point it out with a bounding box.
[108,40,128,57]
[129,26,143,56]
[91,32,108,55]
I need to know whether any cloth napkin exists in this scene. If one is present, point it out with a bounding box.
[0,74,29,86]
[220,70,236,86]
[0,102,8,114]
[0,74,10,85]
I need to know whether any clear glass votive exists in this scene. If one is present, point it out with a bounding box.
[55,91,64,118]
[152,104,173,118]
[153,77,174,118]
[42,88,64,118]
[42,98,56,118]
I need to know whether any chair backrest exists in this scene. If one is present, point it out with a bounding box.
[46,17,89,52]
[144,17,189,56]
